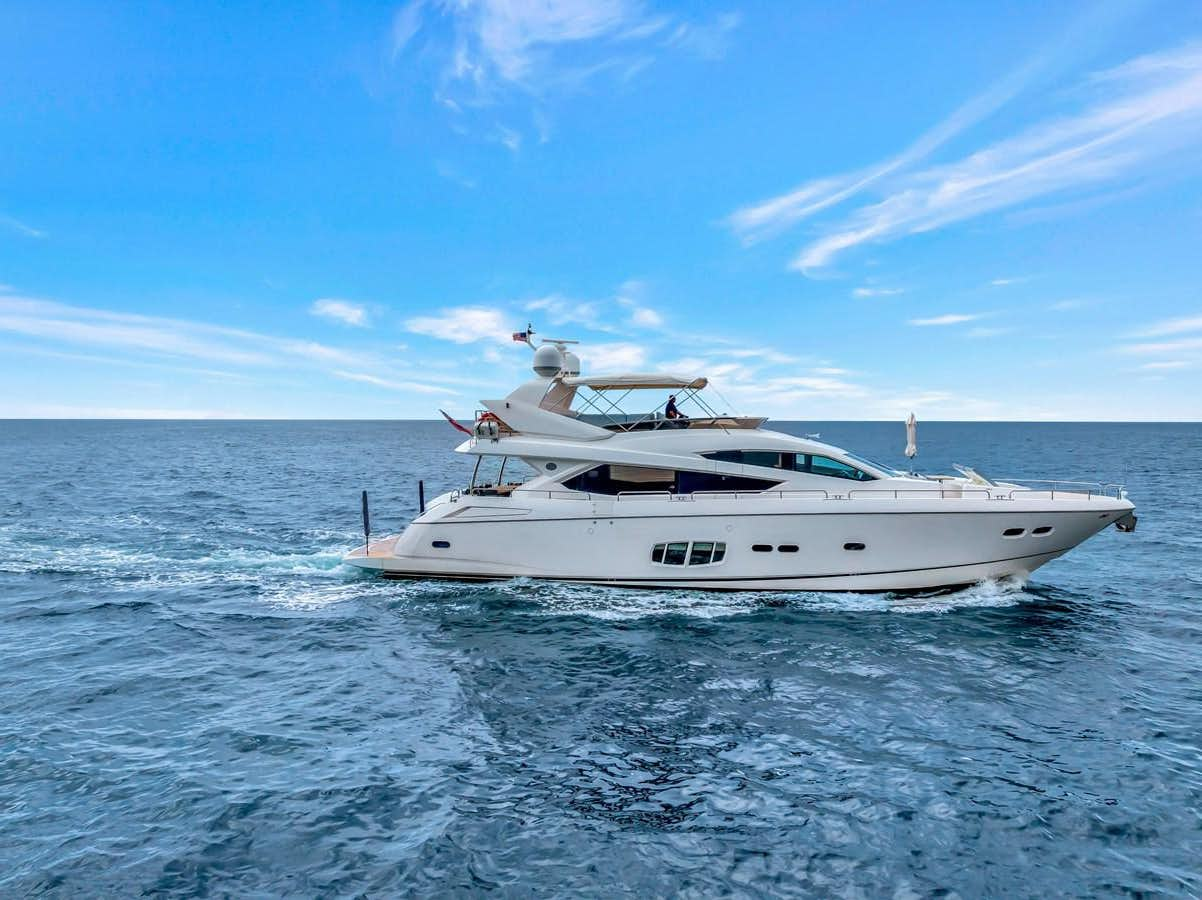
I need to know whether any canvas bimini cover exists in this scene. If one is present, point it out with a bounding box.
[561,374,708,391]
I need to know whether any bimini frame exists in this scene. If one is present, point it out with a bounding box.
[563,375,725,432]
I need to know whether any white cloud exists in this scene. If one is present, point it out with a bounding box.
[990,277,1031,287]
[394,0,666,96]
[1049,298,1090,311]
[852,286,903,298]
[0,214,46,239]
[332,370,458,395]
[390,0,426,60]
[310,298,369,327]
[390,1,735,148]
[1129,313,1202,338]
[579,341,646,371]
[493,124,522,153]
[966,326,1015,338]
[909,313,985,326]
[614,279,664,329]
[663,12,740,61]
[0,296,274,366]
[724,24,1075,246]
[0,294,365,369]
[1119,336,1202,355]
[1137,360,1191,370]
[729,41,1202,272]
[630,306,663,327]
[405,305,513,344]
[434,160,478,189]
[525,294,609,331]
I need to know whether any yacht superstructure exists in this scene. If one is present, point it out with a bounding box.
[346,336,1136,592]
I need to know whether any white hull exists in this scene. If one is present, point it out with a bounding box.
[346,493,1132,592]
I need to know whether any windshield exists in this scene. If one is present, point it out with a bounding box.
[842,451,904,477]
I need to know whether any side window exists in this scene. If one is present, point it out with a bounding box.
[676,471,781,494]
[651,541,727,566]
[741,451,783,469]
[701,450,790,470]
[704,450,743,463]
[663,542,689,565]
[801,455,876,482]
[561,464,674,494]
[565,464,781,495]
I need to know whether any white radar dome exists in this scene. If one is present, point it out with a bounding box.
[561,350,581,376]
[532,344,564,377]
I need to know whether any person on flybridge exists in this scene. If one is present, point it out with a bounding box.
[664,394,689,427]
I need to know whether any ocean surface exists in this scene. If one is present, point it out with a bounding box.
[1,420,1200,897]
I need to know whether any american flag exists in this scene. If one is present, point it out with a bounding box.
[511,331,528,343]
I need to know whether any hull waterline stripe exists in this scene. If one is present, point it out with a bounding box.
[371,547,1071,585]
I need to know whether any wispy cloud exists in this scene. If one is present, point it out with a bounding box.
[0,295,367,369]
[493,124,522,153]
[966,326,1015,338]
[1119,336,1202,355]
[525,294,613,332]
[0,214,46,239]
[1129,313,1202,338]
[579,341,646,371]
[405,305,513,343]
[990,276,1031,287]
[725,25,1071,246]
[1049,298,1090,311]
[1136,359,1191,370]
[909,313,986,326]
[662,12,740,61]
[435,160,478,189]
[389,0,736,146]
[852,286,903,298]
[310,298,369,327]
[332,370,457,395]
[729,40,1202,272]
[616,280,664,329]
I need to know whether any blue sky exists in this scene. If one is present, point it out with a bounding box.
[2,0,1202,420]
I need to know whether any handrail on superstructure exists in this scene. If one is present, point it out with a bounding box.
[441,483,1126,506]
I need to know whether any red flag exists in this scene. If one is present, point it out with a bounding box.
[438,409,473,435]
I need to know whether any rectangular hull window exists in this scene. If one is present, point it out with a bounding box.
[651,541,727,566]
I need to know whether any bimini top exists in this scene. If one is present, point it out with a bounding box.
[562,373,708,391]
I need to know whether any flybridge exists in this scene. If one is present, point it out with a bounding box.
[459,329,771,440]
[555,375,764,433]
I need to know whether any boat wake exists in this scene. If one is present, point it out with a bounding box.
[500,575,1033,620]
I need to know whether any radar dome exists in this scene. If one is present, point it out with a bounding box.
[532,344,564,377]
[561,350,581,376]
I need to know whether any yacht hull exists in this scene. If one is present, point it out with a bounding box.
[345,494,1133,592]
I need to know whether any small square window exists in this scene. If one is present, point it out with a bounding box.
[663,542,689,565]
[689,541,715,565]
[712,543,726,562]
[651,544,665,563]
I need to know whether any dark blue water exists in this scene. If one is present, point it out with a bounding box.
[2,420,1200,897]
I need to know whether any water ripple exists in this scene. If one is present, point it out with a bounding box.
[2,420,1200,896]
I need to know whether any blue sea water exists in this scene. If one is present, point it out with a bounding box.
[1,419,1200,897]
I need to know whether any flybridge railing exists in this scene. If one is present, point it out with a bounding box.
[989,478,1127,500]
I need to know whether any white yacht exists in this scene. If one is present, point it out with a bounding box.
[346,336,1136,592]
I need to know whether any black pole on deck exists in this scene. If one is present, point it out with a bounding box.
[418,480,426,514]
[361,490,371,555]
